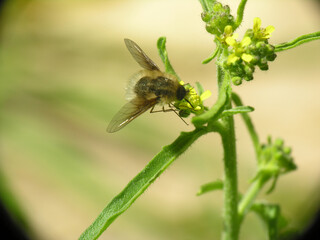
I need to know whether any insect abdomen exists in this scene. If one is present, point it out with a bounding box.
[134,76,176,101]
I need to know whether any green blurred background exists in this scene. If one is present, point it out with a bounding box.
[0,0,319,239]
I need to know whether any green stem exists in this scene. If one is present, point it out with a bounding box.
[231,92,260,158]
[275,31,320,52]
[220,109,239,240]
[238,175,269,223]
[198,0,209,12]
[234,0,248,30]
[216,68,239,240]
[191,49,229,127]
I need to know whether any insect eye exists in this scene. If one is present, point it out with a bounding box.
[176,85,187,100]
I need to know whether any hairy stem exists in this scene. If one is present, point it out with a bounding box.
[198,0,209,12]
[192,49,230,127]
[220,115,239,240]
[238,175,269,223]
[216,67,239,240]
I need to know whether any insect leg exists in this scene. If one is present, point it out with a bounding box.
[150,106,175,113]
[184,98,194,109]
[168,103,188,125]
[149,104,188,125]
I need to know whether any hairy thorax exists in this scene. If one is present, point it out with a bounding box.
[126,70,181,104]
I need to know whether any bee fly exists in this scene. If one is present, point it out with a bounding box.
[107,39,191,133]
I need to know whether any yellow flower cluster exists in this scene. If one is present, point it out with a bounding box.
[224,18,275,65]
[175,81,211,114]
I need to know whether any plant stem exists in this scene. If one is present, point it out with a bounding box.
[216,66,239,240]
[238,175,269,223]
[220,110,239,240]
[198,0,209,12]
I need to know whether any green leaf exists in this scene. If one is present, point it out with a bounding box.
[275,31,320,52]
[231,92,260,156]
[234,0,248,30]
[221,106,254,117]
[265,174,279,194]
[157,37,179,79]
[202,47,219,64]
[195,82,204,95]
[79,128,208,240]
[197,179,224,196]
[251,202,286,240]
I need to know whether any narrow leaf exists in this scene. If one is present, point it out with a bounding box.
[222,106,254,117]
[157,37,179,78]
[195,82,204,96]
[234,0,248,30]
[202,47,219,64]
[275,31,320,52]
[197,179,223,196]
[79,128,208,240]
[231,92,260,157]
[265,174,279,194]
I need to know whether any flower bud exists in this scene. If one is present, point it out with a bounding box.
[256,41,266,49]
[244,74,253,81]
[266,53,277,61]
[201,2,235,36]
[258,63,269,71]
[201,12,210,22]
[244,65,254,75]
[266,44,275,53]
[274,138,284,148]
[213,2,223,12]
[283,147,291,155]
[232,76,242,85]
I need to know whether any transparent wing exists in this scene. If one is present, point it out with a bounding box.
[124,38,160,71]
[107,98,158,133]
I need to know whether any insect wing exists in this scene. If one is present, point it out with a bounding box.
[107,98,157,133]
[124,38,160,71]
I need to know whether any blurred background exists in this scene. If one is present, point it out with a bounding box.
[0,0,319,239]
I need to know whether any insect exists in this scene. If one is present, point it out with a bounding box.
[107,38,191,133]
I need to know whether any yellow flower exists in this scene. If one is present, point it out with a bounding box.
[226,36,237,46]
[253,17,275,40]
[200,90,211,102]
[219,25,239,45]
[227,53,239,64]
[241,53,253,63]
[175,83,211,113]
[240,36,251,47]
[226,36,253,64]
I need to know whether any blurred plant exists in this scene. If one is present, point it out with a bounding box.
[80,0,320,239]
